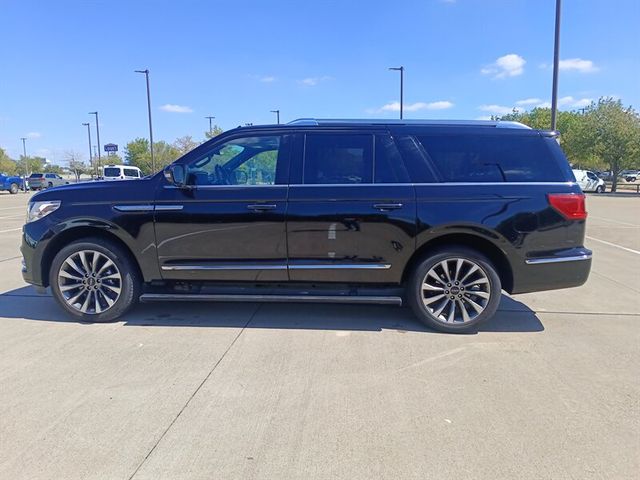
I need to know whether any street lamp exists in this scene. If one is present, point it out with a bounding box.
[20,137,28,192]
[270,110,280,124]
[135,69,155,172]
[82,123,93,177]
[205,115,215,135]
[388,66,404,119]
[88,112,101,173]
[550,0,562,131]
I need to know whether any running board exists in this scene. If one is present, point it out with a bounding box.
[139,293,403,306]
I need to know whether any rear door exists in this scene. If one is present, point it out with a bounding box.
[286,130,416,284]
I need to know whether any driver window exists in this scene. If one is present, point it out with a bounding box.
[186,136,281,186]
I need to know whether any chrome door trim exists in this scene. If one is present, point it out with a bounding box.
[155,204,184,211]
[113,204,154,212]
[525,254,592,265]
[288,263,392,270]
[162,264,288,271]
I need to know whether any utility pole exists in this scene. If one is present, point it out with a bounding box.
[82,123,94,177]
[270,110,280,124]
[20,137,28,192]
[388,66,404,119]
[550,0,562,131]
[89,111,101,172]
[135,69,155,172]
[205,115,215,134]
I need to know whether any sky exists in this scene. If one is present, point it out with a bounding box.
[1,0,638,165]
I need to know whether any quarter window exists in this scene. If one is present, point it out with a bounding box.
[304,134,373,184]
[186,136,282,186]
[416,134,566,182]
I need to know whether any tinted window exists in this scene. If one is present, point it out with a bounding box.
[186,135,281,186]
[304,134,373,184]
[587,172,598,180]
[375,135,410,183]
[123,168,139,177]
[29,173,43,178]
[417,134,566,182]
[104,168,120,177]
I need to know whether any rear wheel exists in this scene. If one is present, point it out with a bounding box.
[407,247,501,333]
[50,238,141,322]
[47,182,53,188]
[9,183,18,194]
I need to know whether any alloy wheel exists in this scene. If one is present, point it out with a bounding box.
[57,250,122,314]
[421,258,491,324]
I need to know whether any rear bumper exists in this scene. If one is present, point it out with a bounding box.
[511,247,592,294]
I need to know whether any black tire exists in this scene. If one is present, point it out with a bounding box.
[47,182,53,188]
[49,237,141,322]
[9,183,18,194]
[629,177,636,183]
[407,246,502,333]
[596,185,605,193]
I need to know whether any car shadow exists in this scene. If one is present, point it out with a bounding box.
[0,286,544,334]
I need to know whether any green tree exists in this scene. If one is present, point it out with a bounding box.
[125,138,181,175]
[583,98,640,191]
[204,125,224,140]
[173,135,200,155]
[0,147,18,175]
[65,151,88,181]
[16,155,46,175]
[44,164,64,174]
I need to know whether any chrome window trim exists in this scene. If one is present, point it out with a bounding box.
[288,182,577,187]
[525,254,592,265]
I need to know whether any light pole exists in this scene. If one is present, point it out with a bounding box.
[270,110,280,124]
[205,115,215,135]
[135,69,155,172]
[89,111,101,173]
[388,66,404,119]
[550,0,562,131]
[20,137,28,192]
[82,123,94,177]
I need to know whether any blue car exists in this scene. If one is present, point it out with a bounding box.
[0,173,25,194]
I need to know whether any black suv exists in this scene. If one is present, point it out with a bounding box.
[21,119,591,333]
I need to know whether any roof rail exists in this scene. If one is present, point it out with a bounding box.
[287,118,531,129]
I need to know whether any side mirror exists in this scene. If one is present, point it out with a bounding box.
[164,164,187,187]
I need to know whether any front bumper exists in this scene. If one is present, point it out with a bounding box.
[511,247,592,294]
[20,219,53,287]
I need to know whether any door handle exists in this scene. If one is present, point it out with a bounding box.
[373,203,403,211]
[247,203,277,211]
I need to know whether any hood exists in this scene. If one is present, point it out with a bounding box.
[32,176,160,203]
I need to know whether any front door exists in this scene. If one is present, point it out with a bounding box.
[154,132,291,282]
[286,131,416,284]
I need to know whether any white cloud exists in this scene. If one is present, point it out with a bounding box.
[515,98,543,106]
[378,100,454,113]
[481,54,526,79]
[299,76,332,86]
[159,104,193,113]
[475,116,493,121]
[478,104,521,116]
[558,96,593,108]
[26,132,42,139]
[559,58,598,73]
[259,76,276,83]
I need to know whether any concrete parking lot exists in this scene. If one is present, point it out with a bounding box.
[0,191,638,480]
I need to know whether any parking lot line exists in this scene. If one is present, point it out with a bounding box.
[586,235,640,255]
[0,227,22,234]
[589,215,639,227]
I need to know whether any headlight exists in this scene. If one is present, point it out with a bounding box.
[27,201,61,223]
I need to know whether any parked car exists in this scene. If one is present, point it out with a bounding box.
[619,169,640,182]
[21,119,592,333]
[28,173,69,190]
[0,172,24,194]
[103,165,143,180]
[572,169,606,193]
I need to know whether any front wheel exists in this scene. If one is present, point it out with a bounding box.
[50,238,141,322]
[596,185,605,193]
[9,183,18,194]
[407,247,502,333]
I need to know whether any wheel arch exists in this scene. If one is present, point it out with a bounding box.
[402,233,514,293]
[41,226,144,287]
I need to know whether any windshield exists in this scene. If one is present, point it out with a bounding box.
[29,173,43,178]
[104,168,121,177]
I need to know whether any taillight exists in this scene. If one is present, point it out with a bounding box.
[548,193,587,220]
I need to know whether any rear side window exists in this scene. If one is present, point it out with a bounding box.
[416,134,567,182]
[304,134,373,184]
[123,168,139,177]
[374,135,410,183]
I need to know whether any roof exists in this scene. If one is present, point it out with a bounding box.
[286,118,532,129]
